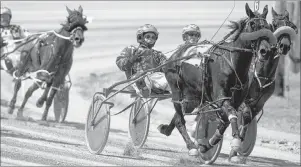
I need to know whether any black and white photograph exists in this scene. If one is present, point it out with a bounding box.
[1,0,300,166]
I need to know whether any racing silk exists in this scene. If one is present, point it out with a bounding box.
[1,25,30,72]
[1,24,30,41]
[116,44,167,79]
[1,24,30,54]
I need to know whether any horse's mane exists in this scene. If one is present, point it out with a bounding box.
[225,17,248,42]
[61,10,88,32]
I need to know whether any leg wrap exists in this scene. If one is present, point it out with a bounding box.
[209,129,223,146]
[239,124,248,141]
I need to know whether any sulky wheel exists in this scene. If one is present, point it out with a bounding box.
[85,93,111,154]
[195,113,223,165]
[53,83,70,123]
[237,112,257,156]
[128,97,151,148]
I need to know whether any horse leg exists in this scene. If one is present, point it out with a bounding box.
[165,71,182,103]
[36,83,51,108]
[220,100,241,151]
[7,79,22,114]
[198,105,230,153]
[157,112,176,136]
[158,71,182,136]
[17,83,39,118]
[237,102,253,141]
[173,102,199,156]
[41,87,58,121]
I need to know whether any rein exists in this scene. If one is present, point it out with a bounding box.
[1,27,81,60]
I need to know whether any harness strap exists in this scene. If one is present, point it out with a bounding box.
[252,56,276,90]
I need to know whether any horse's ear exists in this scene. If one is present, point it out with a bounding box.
[262,5,268,19]
[78,5,83,14]
[245,3,255,18]
[271,7,278,18]
[284,10,290,20]
[66,6,72,15]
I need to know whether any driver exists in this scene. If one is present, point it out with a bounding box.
[1,6,30,74]
[116,24,171,96]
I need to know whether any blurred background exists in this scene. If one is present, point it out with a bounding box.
[2,1,278,59]
[1,1,300,134]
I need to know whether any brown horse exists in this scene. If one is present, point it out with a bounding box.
[7,6,88,121]
[234,7,298,157]
[158,3,277,156]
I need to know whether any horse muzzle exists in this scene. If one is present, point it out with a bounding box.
[72,37,84,48]
[279,43,291,55]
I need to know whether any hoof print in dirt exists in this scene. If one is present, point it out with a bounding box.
[123,142,141,157]
[228,156,247,164]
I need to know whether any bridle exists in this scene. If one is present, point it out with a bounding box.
[252,17,295,90]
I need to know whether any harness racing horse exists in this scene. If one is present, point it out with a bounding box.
[158,3,277,157]
[6,6,88,121]
[232,7,298,158]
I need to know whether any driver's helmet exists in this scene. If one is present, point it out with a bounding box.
[182,24,201,42]
[1,6,12,27]
[136,24,159,48]
[1,6,12,18]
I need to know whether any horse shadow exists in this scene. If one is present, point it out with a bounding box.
[1,129,82,147]
[44,120,128,134]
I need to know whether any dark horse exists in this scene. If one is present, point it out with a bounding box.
[7,6,88,121]
[234,7,298,156]
[158,3,277,156]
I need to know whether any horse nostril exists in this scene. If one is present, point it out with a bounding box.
[279,44,284,49]
[75,37,80,42]
[260,49,267,56]
[282,45,289,54]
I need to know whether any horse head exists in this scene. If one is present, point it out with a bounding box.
[271,7,298,55]
[237,4,277,58]
[250,8,298,89]
[63,5,88,48]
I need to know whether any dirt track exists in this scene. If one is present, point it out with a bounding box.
[1,106,300,166]
[1,1,300,166]
[1,68,300,166]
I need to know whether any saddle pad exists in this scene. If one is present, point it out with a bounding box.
[182,44,213,66]
[183,44,213,57]
[183,57,204,67]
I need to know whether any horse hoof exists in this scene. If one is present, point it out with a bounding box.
[198,144,210,153]
[36,100,44,108]
[7,107,14,114]
[231,138,242,152]
[16,110,23,118]
[157,124,171,136]
[188,148,199,156]
[229,149,238,158]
